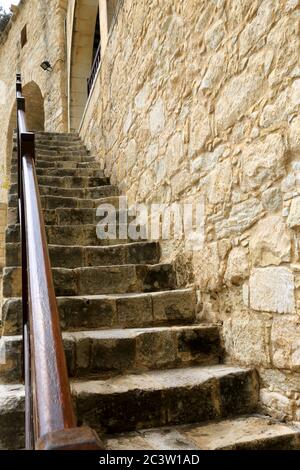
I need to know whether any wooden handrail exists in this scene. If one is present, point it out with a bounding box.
[16,74,103,450]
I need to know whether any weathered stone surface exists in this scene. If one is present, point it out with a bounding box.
[0,325,222,381]
[107,416,300,450]
[260,80,300,127]
[241,134,286,192]
[2,288,197,336]
[261,187,282,211]
[223,312,271,367]
[215,198,263,238]
[208,160,232,204]
[224,247,249,285]
[249,267,295,314]
[200,52,225,91]
[215,66,264,130]
[193,242,222,291]
[189,104,211,158]
[73,366,258,434]
[249,215,291,266]
[205,19,225,50]
[289,115,300,153]
[190,145,224,175]
[0,385,25,450]
[239,0,275,57]
[151,289,196,324]
[287,196,300,228]
[260,389,295,422]
[271,316,300,371]
[149,98,165,135]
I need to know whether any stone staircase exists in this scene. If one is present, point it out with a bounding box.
[0,132,299,450]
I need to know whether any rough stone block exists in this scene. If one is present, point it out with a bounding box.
[249,267,295,314]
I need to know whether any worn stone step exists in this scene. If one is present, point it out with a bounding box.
[36,149,90,158]
[10,160,100,172]
[105,416,300,450]
[8,207,131,227]
[36,168,104,178]
[0,384,25,450]
[0,366,258,450]
[2,288,197,336]
[11,154,96,167]
[0,326,222,383]
[39,160,97,169]
[9,183,118,199]
[6,241,160,268]
[39,175,110,188]
[6,224,134,246]
[35,142,86,150]
[72,366,259,434]
[11,168,104,180]
[12,148,90,159]
[36,132,80,139]
[10,174,110,188]
[15,132,81,142]
[2,263,177,297]
[8,194,120,211]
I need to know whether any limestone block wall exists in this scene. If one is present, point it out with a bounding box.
[0,0,68,203]
[79,0,300,420]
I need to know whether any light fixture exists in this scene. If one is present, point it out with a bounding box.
[40,60,53,72]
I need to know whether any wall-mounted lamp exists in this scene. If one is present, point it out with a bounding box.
[40,60,53,72]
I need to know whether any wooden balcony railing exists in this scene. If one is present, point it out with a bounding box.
[16,74,103,450]
[87,42,101,96]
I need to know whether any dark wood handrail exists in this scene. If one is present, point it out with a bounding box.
[16,74,103,450]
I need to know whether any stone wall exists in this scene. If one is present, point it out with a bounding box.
[78,0,300,420]
[0,0,68,204]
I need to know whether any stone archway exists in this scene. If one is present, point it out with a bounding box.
[6,81,44,176]
[69,0,100,131]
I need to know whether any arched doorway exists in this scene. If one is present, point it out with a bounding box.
[69,0,100,131]
[6,81,44,176]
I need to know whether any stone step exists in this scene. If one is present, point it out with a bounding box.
[36,132,80,138]
[7,207,130,227]
[8,194,120,210]
[9,183,118,199]
[38,175,110,188]
[11,168,104,179]
[72,365,259,434]
[0,325,222,383]
[0,384,25,450]
[8,206,132,226]
[10,174,110,188]
[105,416,300,450]
[0,366,259,450]
[6,224,134,246]
[11,153,95,164]
[2,263,177,297]
[15,132,80,142]
[12,148,90,158]
[10,160,100,172]
[36,149,90,157]
[6,241,160,268]
[2,288,197,336]
[36,168,104,178]
[35,142,87,150]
